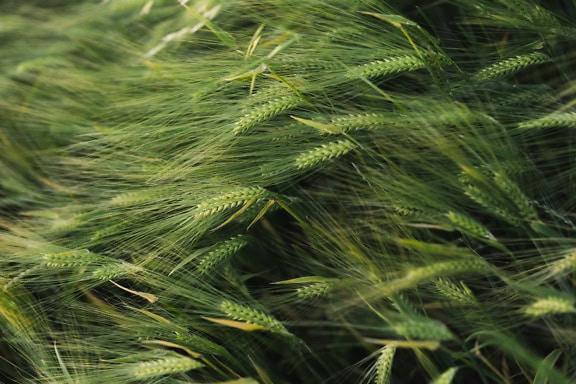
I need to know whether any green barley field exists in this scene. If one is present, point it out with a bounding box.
[1,0,576,382]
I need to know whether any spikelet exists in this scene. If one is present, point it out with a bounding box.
[473,52,549,81]
[195,187,266,219]
[346,55,426,79]
[393,319,454,341]
[295,140,356,169]
[524,297,575,317]
[432,367,458,384]
[519,112,576,130]
[374,346,396,384]
[493,173,536,220]
[127,355,204,379]
[91,262,143,280]
[219,300,289,335]
[296,281,333,300]
[197,236,248,274]
[435,279,477,305]
[447,211,495,240]
[234,95,301,135]
[43,249,101,267]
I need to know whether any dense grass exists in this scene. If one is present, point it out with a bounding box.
[2,0,576,383]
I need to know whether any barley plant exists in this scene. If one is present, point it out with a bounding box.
[2,0,576,383]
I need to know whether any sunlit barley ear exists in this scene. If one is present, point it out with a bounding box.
[546,249,576,277]
[91,261,144,281]
[524,296,575,317]
[432,367,458,384]
[194,187,267,219]
[296,281,333,300]
[435,279,477,306]
[519,112,576,130]
[121,354,204,380]
[346,55,426,79]
[219,300,291,336]
[331,113,388,133]
[373,346,396,384]
[43,249,102,267]
[234,95,302,135]
[404,259,490,285]
[295,140,356,169]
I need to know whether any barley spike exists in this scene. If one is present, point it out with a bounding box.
[295,140,356,169]
[374,346,396,384]
[220,300,289,335]
[473,52,549,81]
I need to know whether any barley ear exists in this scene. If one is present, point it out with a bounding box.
[524,297,575,317]
[405,259,490,285]
[464,185,519,225]
[43,249,101,267]
[547,249,576,276]
[435,279,477,306]
[296,281,333,300]
[195,187,266,219]
[473,52,549,81]
[91,262,143,280]
[219,300,290,336]
[346,55,426,79]
[295,140,356,169]
[447,211,495,240]
[234,95,301,135]
[432,367,458,384]
[374,346,396,384]
[174,332,229,357]
[493,173,536,220]
[127,355,204,379]
[519,112,576,130]
[197,236,248,275]
[331,113,388,133]
[393,319,454,341]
